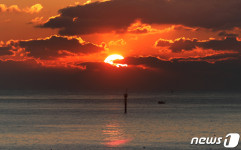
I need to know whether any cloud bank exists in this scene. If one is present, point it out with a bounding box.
[156,36,241,53]
[41,0,241,35]
[1,55,241,90]
[0,36,104,59]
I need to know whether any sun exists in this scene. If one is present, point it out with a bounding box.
[104,54,128,67]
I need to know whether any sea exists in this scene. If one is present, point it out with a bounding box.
[0,90,240,150]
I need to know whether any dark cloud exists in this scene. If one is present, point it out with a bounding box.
[121,56,241,90]
[121,56,169,68]
[1,56,241,91]
[6,36,104,59]
[0,46,12,56]
[0,59,84,90]
[171,53,241,62]
[156,37,241,52]
[218,31,239,38]
[41,0,241,35]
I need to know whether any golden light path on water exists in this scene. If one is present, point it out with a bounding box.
[104,54,128,67]
[102,122,131,147]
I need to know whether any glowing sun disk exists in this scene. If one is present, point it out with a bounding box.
[104,54,128,67]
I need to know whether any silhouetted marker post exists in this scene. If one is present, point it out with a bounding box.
[124,89,128,114]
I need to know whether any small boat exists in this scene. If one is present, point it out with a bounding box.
[158,101,166,104]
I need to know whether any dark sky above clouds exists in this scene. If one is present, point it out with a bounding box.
[0,0,241,91]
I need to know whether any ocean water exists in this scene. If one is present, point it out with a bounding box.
[0,90,240,150]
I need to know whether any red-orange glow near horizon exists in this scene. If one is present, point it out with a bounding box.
[105,139,130,147]
[104,54,128,67]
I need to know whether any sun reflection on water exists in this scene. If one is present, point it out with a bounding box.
[102,122,131,147]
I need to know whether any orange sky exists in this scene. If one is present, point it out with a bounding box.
[1,0,241,90]
[1,0,240,66]
[0,0,87,41]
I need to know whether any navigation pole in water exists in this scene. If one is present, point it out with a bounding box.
[124,89,128,114]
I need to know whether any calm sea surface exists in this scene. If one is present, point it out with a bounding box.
[0,90,240,150]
